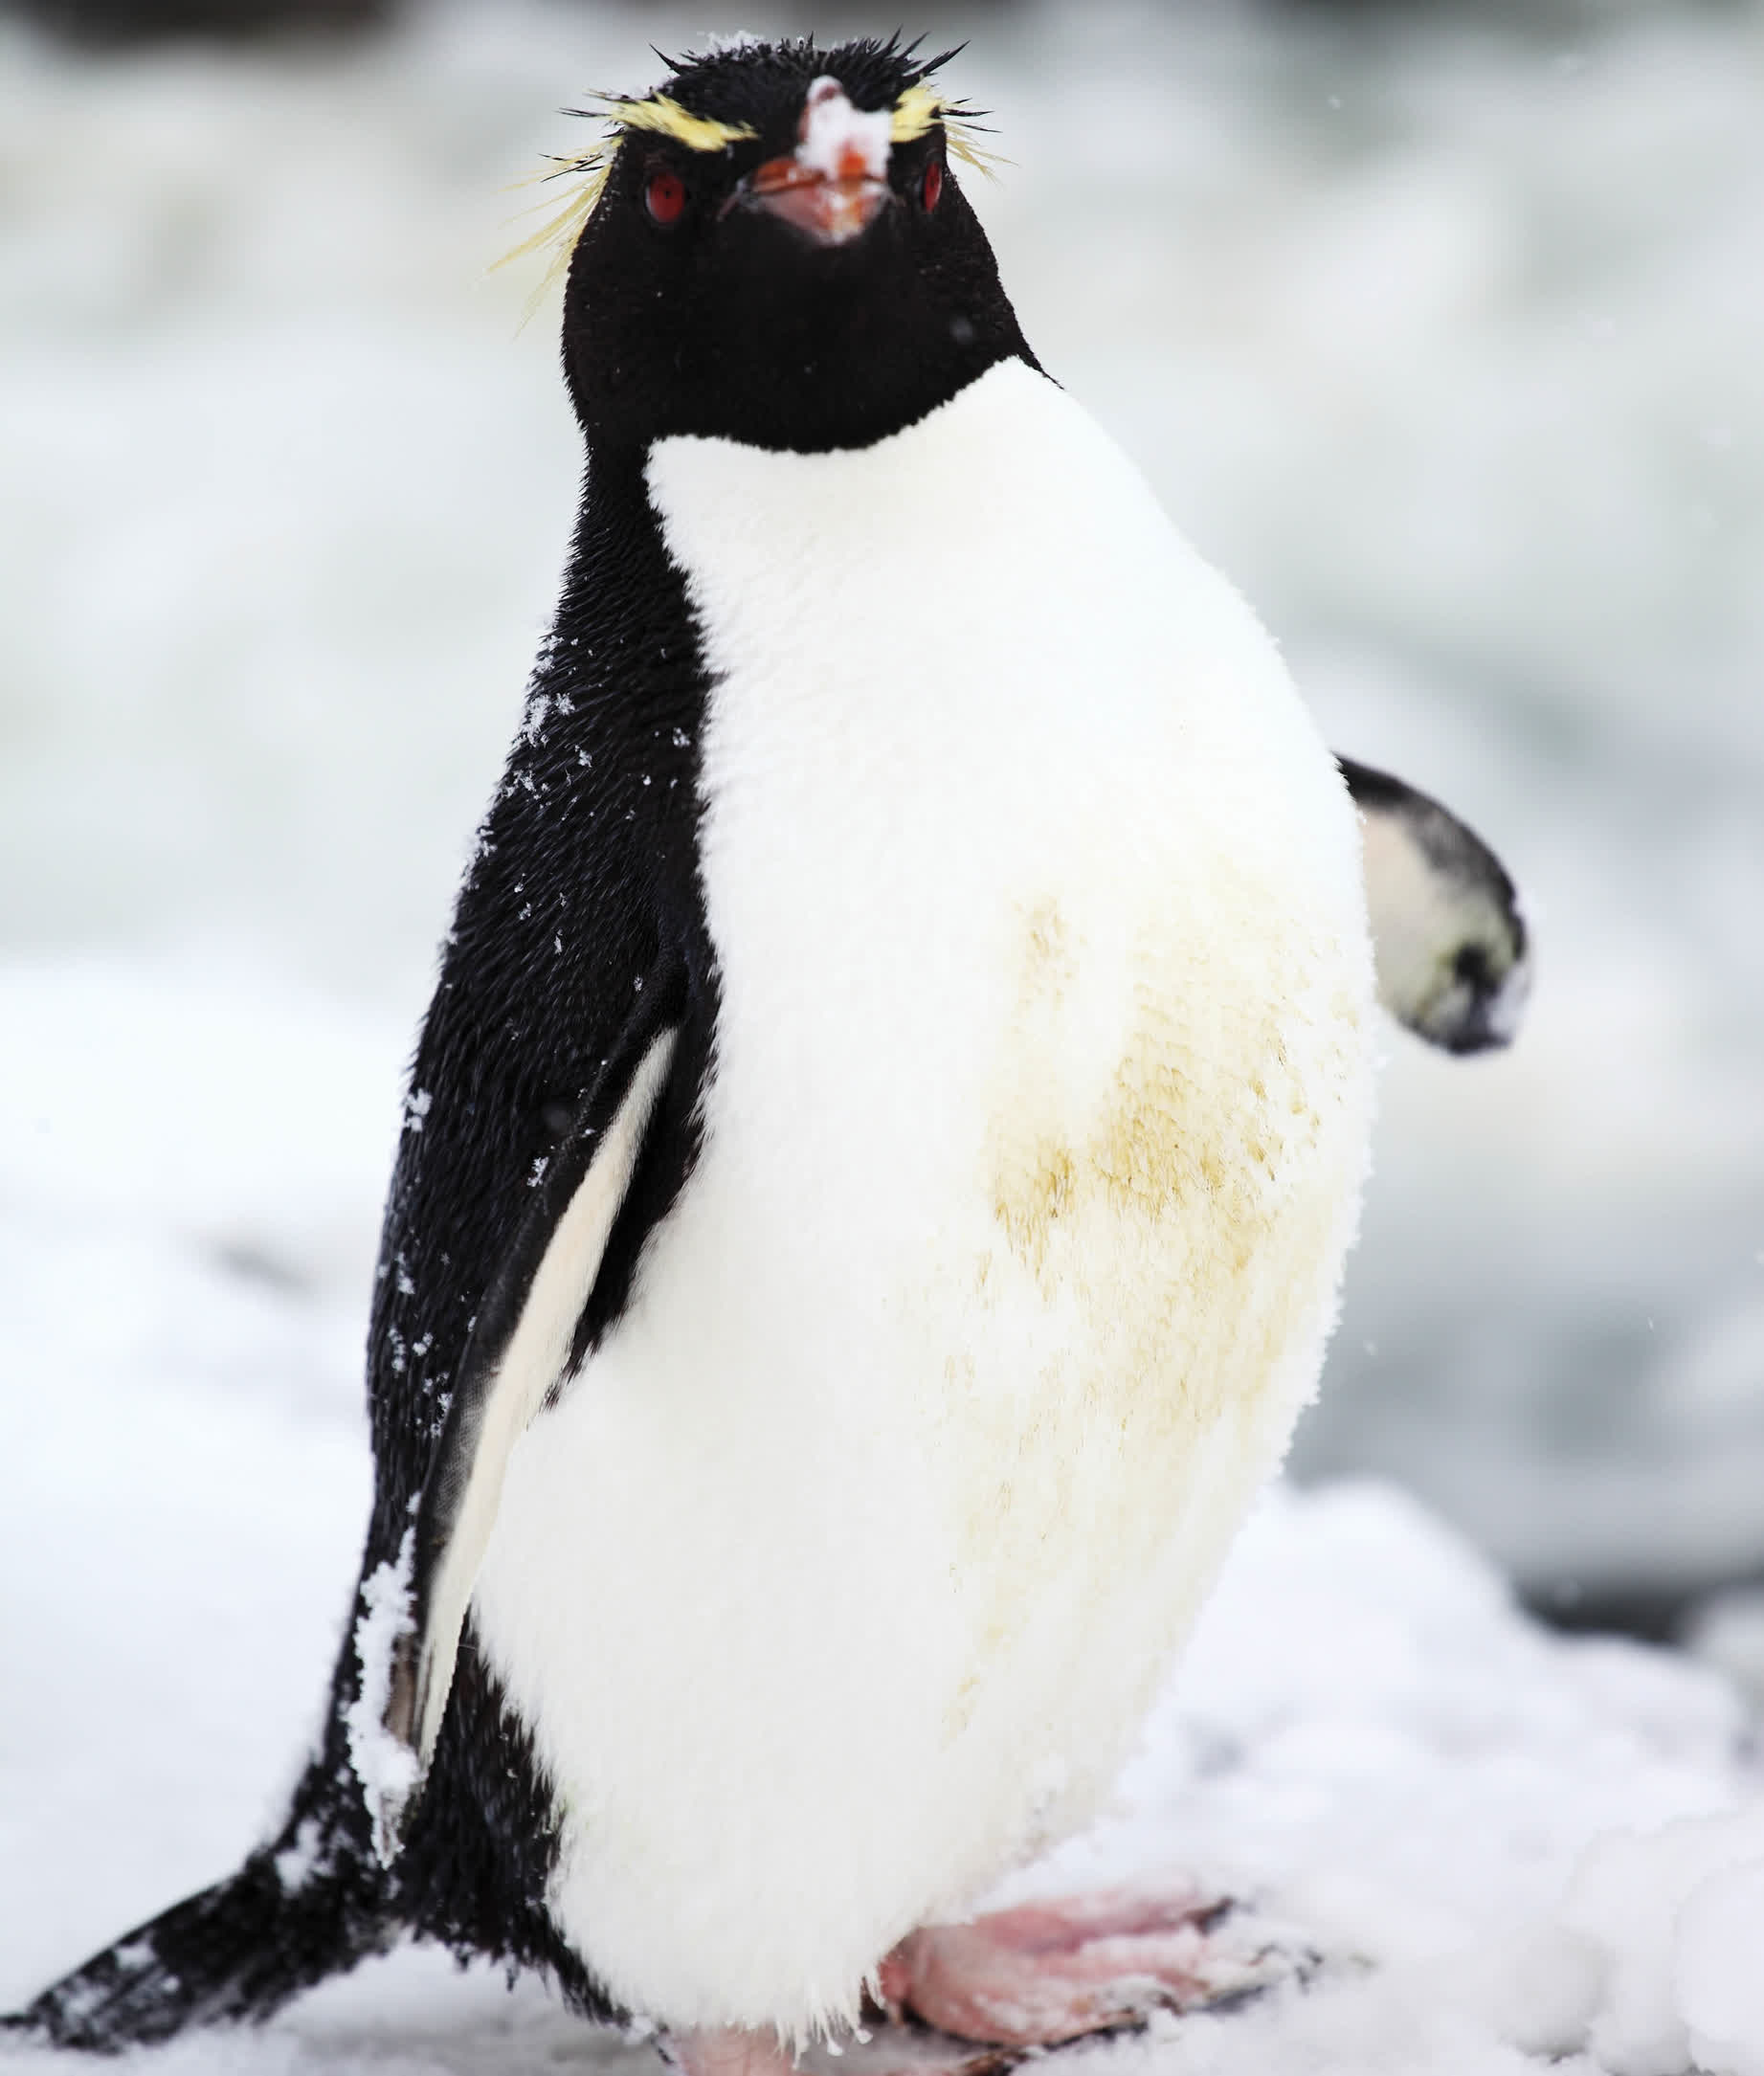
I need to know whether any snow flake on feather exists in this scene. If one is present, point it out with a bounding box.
[797,76,893,185]
[402,1088,432,1135]
[50,1946,171,2036]
[344,1527,419,1867]
[273,1815,331,1893]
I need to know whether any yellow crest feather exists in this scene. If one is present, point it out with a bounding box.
[945,123,1009,181]
[493,150,615,316]
[891,81,1008,180]
[602,94,758,155]
[890,81,944,144]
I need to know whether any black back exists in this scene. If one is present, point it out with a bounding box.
[371,443,718,1989]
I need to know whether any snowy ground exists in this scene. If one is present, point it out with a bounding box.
[4,1,1764,2069]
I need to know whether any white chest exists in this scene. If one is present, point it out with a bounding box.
[468,359,1374,2041]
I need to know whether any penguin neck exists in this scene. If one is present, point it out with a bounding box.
[540,448,682,702]
[494,443,715,949]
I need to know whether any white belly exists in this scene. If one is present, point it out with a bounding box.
[469,360,1374,2040]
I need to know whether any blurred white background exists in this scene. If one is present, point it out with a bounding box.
[2,0,1760,1653]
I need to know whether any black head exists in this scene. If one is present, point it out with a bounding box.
[554,35,1037,458]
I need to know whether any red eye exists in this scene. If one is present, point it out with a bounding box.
[645,168,687,226]
[921,158,944,212]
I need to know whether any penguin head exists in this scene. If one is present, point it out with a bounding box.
[553,37,1035,457]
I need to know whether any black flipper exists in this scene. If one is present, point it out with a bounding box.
[392,1006,683,1846]
[1337,754,1531,1055]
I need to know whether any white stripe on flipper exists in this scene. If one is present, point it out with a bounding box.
[413,1026,678,1764]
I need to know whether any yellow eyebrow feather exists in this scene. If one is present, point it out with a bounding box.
[493,150,615,317]
[892,81,1007,179]
[602,94,758,154]
[890,81,944,143]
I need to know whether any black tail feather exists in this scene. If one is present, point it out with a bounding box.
[2,1626,613,2049]
[3,1828,393,2054]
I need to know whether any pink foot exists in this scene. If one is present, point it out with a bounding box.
[670,1890,1286,2076]
[876,1886,1259,2048]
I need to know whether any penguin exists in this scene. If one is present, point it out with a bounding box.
[7,36,1526,2070]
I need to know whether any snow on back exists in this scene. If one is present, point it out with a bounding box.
[342,1526,418,1868]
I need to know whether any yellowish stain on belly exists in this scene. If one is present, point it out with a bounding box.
[943,876,1367,1719]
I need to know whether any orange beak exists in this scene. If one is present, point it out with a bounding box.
[732,76,894,247]
[741,149,891,246]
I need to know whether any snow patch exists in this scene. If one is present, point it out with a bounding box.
[796,78,891,183]
[343,1527,419,1868]
[1688,1587,1764,1709]
[1679,1861,1764,2076]
[1557,1803,1764,2075]
[273,1815,329,1895]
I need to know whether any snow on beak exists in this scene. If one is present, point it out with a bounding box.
[735,76,894,247]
